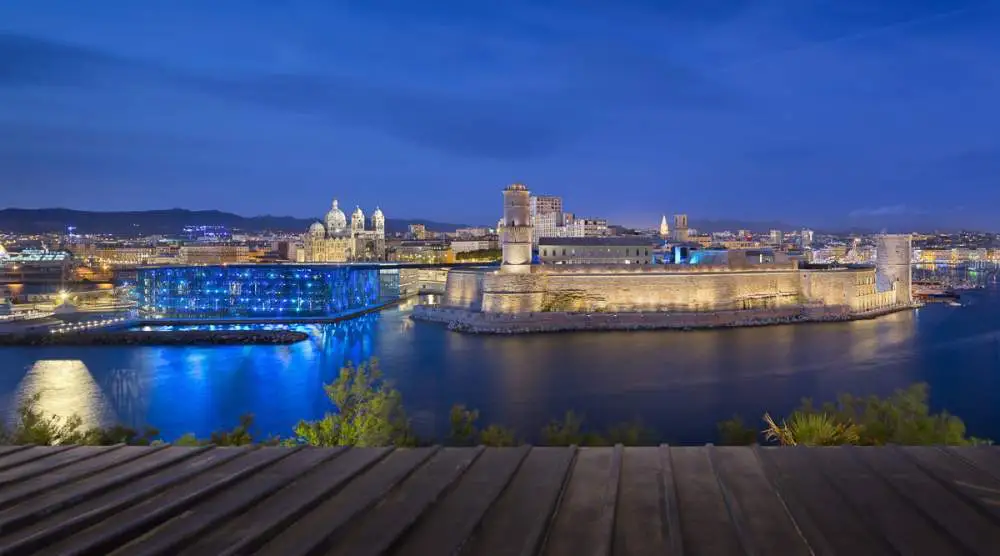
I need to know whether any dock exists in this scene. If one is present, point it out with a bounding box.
[0,444,997,554]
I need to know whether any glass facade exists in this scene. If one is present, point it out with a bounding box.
[135,265,400,319]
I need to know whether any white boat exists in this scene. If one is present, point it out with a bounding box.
[948,301,962,307]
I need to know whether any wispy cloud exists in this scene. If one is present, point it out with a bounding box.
[848,205,926,218]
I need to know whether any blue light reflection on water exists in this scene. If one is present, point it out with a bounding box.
[2,290,1000,443]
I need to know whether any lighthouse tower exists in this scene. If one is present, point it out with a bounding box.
[500,183,533,273]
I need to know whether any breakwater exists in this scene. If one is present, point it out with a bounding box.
[412,304,918,334]
[0,329,309,346]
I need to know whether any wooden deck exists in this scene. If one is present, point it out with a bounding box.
[0,445,997,555]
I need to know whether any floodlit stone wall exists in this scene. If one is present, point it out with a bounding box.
[449,264,903,316]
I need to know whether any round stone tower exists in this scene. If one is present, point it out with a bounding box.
[876,234,912,304]
[501,183,533,272]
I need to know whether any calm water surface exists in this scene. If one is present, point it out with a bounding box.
[2,288,1000,443]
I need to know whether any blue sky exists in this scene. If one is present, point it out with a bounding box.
[1,0,998,229]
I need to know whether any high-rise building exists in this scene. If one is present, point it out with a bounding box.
[659,215,669,238]
[501,183,533,272]
[800,229,814,247]
[769,229,784,245]
[529,195,563,225]
[407,224,426,240]
[672,214,689,242]
[582,218,608,237]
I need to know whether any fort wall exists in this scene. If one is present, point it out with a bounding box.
[472,265,898,316]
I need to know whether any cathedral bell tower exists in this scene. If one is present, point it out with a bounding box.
[500,183,533,273]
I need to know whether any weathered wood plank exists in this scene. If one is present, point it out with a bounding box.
[255,447,440,556]
[805,446,962,555]
[0,446,120,487]
[327,447,484,556]
[393,446,530,556]
[459,447,576,556]
[113,447,345,556]
[946,447,1000,481]
[755,447,891,556]
[709,446,811,556]
[853,446,1000,555]
[33,447,295,556]
[611,447,671,556]
[543,445,622,556]
[0,445,75,473]
[900,446,1000,523]
[0,445,163,509]
[0,447,229,553]
[181,447,391,556]
[669,446,743,556]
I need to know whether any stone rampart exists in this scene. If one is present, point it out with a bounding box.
[412,304,913,334]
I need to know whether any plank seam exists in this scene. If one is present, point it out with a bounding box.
[532,446,579,556]
[751,446,821,556]
[706,444,756,556]
[659,445,684,556]
[896,446,1000,527]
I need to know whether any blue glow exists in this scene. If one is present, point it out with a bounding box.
[135,265,400,319]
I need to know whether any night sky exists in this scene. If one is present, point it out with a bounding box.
[1,1,998,230]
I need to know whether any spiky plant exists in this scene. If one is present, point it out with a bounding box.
[763,412,860,446]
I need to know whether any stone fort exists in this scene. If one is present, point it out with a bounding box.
[418,184,913,331]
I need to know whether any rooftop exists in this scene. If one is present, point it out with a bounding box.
[539,236,656,247]
[0,444,996,554]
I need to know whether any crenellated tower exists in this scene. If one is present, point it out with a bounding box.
[501,183,533,272]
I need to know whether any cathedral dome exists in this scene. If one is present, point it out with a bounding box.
[372,207,384,219]
[309,221,326,237]
[325,199,347,232]
[352,206,365,218]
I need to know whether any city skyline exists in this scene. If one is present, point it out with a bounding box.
[2,1,999,229]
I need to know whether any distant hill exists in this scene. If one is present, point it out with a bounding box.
[689,219,803,233]
[0,208,466,235]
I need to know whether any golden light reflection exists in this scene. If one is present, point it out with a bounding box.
[15,360,111,429]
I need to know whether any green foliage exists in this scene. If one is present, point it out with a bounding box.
[763,412,861,446]
[479,424,518,447]
[446,404,519,446]
[173,414,265,446]
[0,393,160,446]
[455,249,501,262]
[0,393,86,445]
[82,424,161,446]
[717,415,758,446]
[605,418,657,446]
[173,433,203,446]
[292,358,415,447]
[448,404,480,446]
[758,383,988,447]
[540,412,658,446]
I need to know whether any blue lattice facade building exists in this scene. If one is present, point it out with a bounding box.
[134,265,400,319]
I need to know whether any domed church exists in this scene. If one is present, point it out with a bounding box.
[302,200,386,262]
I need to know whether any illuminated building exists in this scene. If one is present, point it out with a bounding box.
[659,216,669,238]
[418,184,914,331]
[769,229,784,245]
[178,243,250,265]
[388,240,455,264]
[800,229,814,247]
[539,237,653,265]
[303,200,386,262]
[500,183,533,272]
[672,215,689,242]
[451,238,499,254]
[134,264,400,319]
[407,224,426,240]
[530,195,563,224]
[876,234,913,304]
